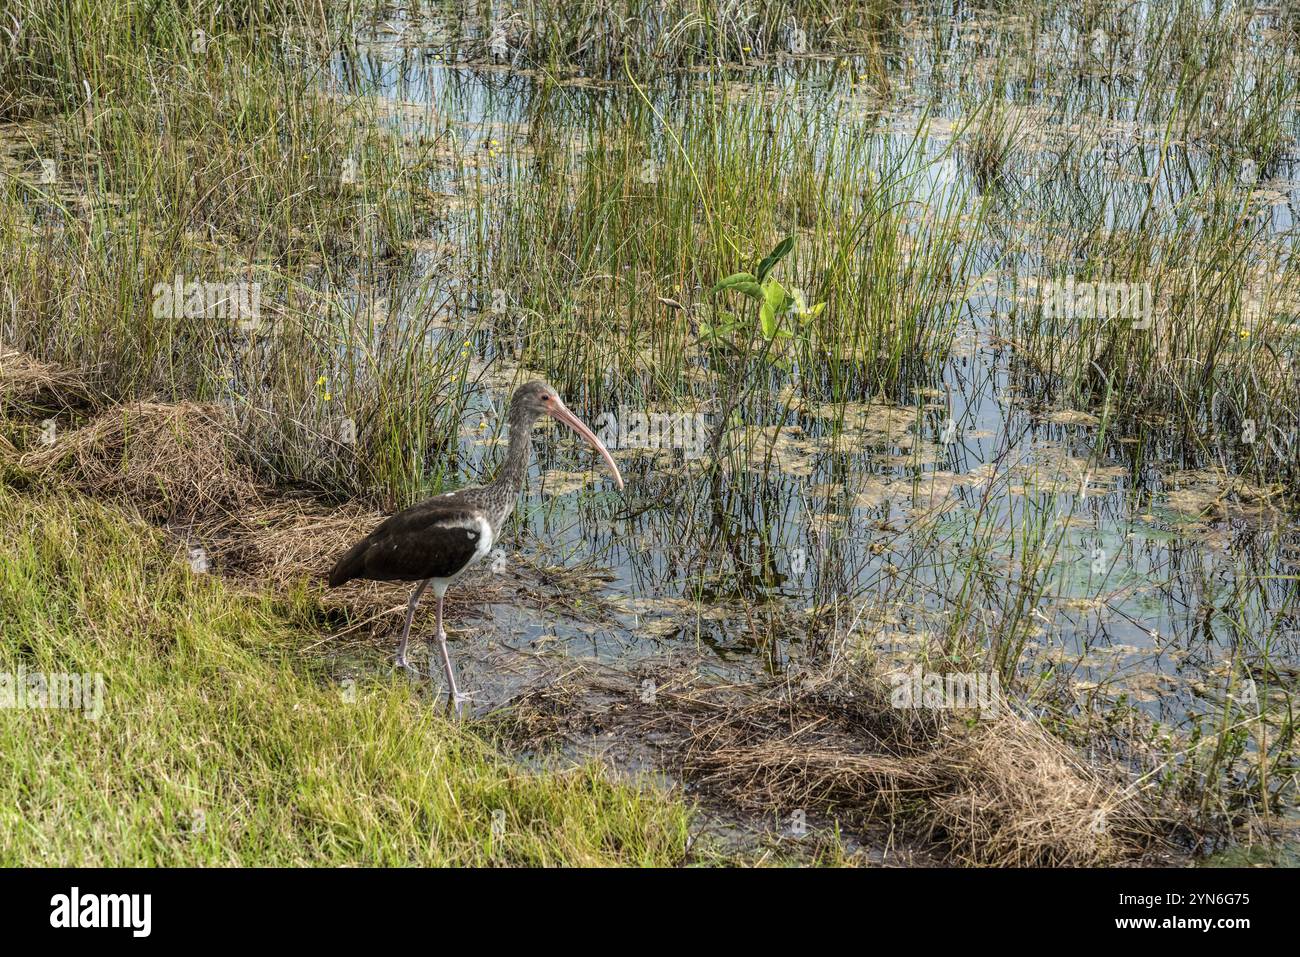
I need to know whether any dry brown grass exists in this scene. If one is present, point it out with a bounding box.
[17,400,263,525]
[0,347,100,413]
[924,713,1157,866]
[502,664,1174,866]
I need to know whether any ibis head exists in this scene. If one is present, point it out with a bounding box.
[509,380,623,491]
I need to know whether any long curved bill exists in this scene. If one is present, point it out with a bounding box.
[547,400,624,491]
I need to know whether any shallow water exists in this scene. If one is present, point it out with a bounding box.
[324,3,1298,821]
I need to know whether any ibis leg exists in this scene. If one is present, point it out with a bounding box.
[431,591,462,716]
[396,579,430,677]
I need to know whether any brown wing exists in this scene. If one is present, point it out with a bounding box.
[327,499,485,586]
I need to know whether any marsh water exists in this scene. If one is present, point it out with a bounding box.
[316,5,1298,830]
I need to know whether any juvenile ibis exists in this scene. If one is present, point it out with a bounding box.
[327,380,624,712]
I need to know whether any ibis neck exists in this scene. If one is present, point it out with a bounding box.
[491,407,536,495]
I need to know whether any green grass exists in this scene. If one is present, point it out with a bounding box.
[0,486,693,865]
[0,0,988,509]
[0,0,471,507]
[418,0,901,74]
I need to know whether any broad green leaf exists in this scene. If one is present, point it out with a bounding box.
[755,235,795,281]
[712,273,763,299]
[714,271,757,286]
